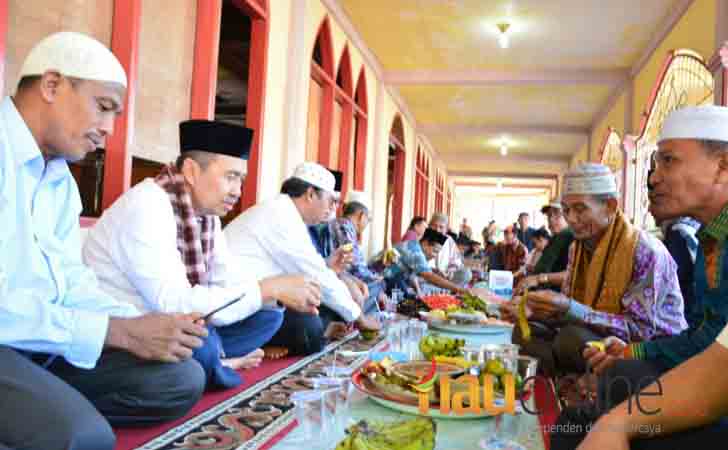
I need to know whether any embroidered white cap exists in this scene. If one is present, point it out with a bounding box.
[563,163,618,196]
[346,190,370,210]
[658,105,728,143]
[19,31,127,87]
[291,162,335,193]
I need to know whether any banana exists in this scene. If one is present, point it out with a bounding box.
[434,355,473,368]
[586,340,606,352]
[336,418,436,450]
[518,289,531,342]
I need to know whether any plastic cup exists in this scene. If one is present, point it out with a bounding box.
[289,390,325,444]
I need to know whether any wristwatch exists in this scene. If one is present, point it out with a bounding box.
[538,273,549,284]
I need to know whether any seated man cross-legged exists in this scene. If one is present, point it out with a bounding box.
[224,162,380,356]
[503,163,686,377]
[83,120,320,389]
[1,32,208,450]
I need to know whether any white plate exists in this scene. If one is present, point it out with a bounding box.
[429,321,513,335]
[367,394,496,419]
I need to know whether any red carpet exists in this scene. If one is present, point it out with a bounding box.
[114,356,301,450]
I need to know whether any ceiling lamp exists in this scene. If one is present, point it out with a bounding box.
[500,138,508,156]
[497,23,511,49]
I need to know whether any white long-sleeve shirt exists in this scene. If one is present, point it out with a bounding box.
[431,236,463,274]
[82,179,265,327]
[224,194,361,322]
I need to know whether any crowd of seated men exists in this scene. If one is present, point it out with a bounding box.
[5,31,728,450]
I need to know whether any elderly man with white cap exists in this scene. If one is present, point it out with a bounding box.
[505,162,686,377]
[552,106,728,450]
[0,32,207,450]
[225,162,380,356]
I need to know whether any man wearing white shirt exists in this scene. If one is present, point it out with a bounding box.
[83,120,320,388]
[1,32,208,450]
[429,212,472,286]
[225,162,380,355]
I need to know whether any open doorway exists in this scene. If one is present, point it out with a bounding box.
[216,0,252,224]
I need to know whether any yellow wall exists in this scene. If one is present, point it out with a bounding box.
[590,92,625,161]
[632,0,717,130]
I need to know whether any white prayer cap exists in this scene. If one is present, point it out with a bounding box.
[19,32,127,87]
[292,162,335,193]
[346,190,370,210]
[658,106,728,144]
[563,163,618,196]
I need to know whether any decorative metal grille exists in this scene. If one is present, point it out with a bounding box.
[600,130,624,206]
[631,50,714,230]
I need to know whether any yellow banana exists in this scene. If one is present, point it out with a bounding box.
[518,289,531,342]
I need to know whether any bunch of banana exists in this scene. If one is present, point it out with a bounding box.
[382,248,400,266]
[418,334,465,360]
[335,418,436,450]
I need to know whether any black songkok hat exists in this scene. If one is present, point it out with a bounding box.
[179,120,254,159]
[422,227,448,246]
[329,169,343,193]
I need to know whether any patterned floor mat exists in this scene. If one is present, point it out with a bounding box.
[133,332,386,450]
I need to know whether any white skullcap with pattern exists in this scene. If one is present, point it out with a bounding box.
[19,31,127,87]
[563,163,618,196]
[292,162,335,193]
[659,105,728,143]
[346,190,371,210]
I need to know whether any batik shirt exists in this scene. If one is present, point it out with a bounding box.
[563,230,687,342]
[333,218,380,283]
[383,239,432,281]
[629,208,728,369]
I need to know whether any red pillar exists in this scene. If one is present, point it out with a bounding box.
[102,0,141,210]
[190,0,222,119]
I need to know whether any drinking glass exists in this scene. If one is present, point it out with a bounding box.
[480,355,539,450]
[289,390,325,445]
[312,378,349,443]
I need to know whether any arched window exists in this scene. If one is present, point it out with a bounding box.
[414,147,427,217]
[387,116,406,245]
[434,171,444,213]
[306,19,334,164]
[628,49,713,229]
[352,69,368,190]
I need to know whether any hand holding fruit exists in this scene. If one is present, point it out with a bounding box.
[583,336,627,375]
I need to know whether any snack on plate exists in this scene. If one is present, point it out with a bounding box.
[360,329,379,341]
[420,294,461,310]
[460,292,489,312]
[418,334,465,360]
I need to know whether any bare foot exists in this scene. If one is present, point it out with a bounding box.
[324,322,350,340]
[263,346,289,359]
[222,348,264,370]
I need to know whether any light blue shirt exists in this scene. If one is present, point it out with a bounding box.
[0,97,137,369]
